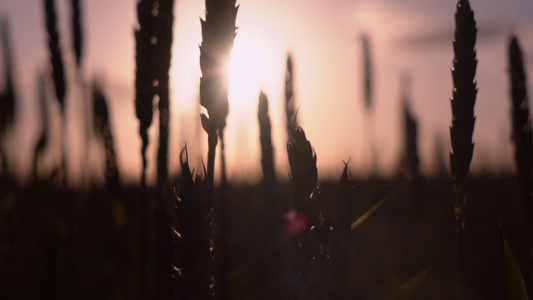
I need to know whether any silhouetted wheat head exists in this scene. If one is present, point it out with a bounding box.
[173,146,214,299]
[0,18,15,134]
[403,100,420,178]
[70,0,83,68]
[450,0,477,297]
[361,33,373,111]
[450,0,477,189]
[508,35,533,214]
[285,54,297,131]
[154,0,175,184]
[258,91,276,185]
[0,18,15,174]
[199,0,237,136]
[508,40,533,293]
[93,82,120,191]
[134,1,158,296]
[288,126,318,216]
[287,124,327,298]
[44,0,66,108]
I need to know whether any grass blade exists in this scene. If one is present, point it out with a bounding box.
[502,236,529,300]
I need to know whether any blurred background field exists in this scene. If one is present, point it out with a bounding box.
[0,0,533,299]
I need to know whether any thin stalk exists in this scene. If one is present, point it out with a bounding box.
[154,0,175,297]
[134,0,158,297]
[218,129,229,300]
[508,34,533,295]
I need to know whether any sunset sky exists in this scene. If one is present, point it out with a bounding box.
[1,0,533,185]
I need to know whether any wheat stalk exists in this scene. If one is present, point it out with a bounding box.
[306,186,329,300]
[449,0,477,298]
[508,34,533,295]
[154,0,174,186]
[361,33,378,174]
[199,0,238,195]
[134,0,158,296]
[134,0,157,186]
[199,0,237,297]
[450,0,477,186]
[151,2,175,297]
[508,35,533,227]
[173,146,214,299]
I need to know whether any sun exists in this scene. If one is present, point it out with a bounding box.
[226,33,271,118]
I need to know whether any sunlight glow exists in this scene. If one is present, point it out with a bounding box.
[227,34,271,118]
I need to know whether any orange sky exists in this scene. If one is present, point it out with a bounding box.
[1,0,533,185]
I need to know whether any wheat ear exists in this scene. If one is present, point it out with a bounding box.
[509,35,533,227]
